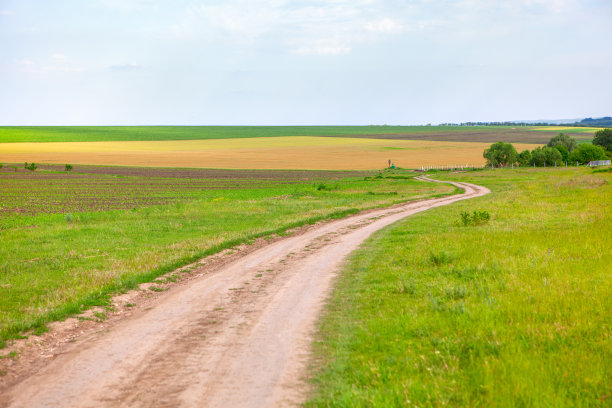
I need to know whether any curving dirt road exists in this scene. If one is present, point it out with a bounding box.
[1,178,489,408]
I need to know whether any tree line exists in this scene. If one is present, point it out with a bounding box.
[483,128,612,167]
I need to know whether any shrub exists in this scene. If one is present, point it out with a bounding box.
[530,146,562,166]
[65,164,73,172]
[568,144,608,164]
[459,210,491,226]
[518,150,532,166]
[24,162,38,171]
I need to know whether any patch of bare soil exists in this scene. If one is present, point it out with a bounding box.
[0,178,489,408]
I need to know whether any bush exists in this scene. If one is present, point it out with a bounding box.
[65,164,73,172]
[459,210,491,226]
[530,146,562,166]
[568,144,608,164]
[593,128,612,151]
[24,162,38,171]
[518,150,532,166]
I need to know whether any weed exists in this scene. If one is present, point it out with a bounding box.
[0,351,19,360]
[93,312,106,321]
[125,303,135,308]
[459,210,491,226]
[428,250,454,266]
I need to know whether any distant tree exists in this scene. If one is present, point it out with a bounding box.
[530,147,546,166]
[544,146,563,165]
[593,128,612,151]
[483,142,518,167]
[568,144,608,164]
[518,150,532,166]
[547,133,577,152]
[530,146,562,166]
[553,145,569,162]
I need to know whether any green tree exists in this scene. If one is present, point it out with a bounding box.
[568,144,608,164]
[483,142,518,167]
[547,133,578,152]
[593,128,612,151]
[553,145,569,162]
[530,146,562,166]
[518,150,532,166]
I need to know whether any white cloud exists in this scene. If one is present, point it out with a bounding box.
[168,1,415,56]
[365,18,404,34]
[52,53,67,61]
[18,58,84,73]
[96,0,157,13]
[0,10,13,15]
[108,63,143,70]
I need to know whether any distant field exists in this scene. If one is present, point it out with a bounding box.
[0,137,540,170]
[0,125,598,144]
[0,164,371,215]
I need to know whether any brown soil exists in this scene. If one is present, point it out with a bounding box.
[1,163,374,180]
[0,178,489,408]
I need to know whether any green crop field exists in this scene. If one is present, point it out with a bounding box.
[307,167,611,407]
[0,165,455,346]
[0,125,597,144]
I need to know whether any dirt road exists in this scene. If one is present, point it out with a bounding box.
[1,178,489,408]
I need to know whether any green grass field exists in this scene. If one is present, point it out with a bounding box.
[0,167,455,346]
[0,125,597,144]
[307,167,611,407]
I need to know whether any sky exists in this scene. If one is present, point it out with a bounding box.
[0,0,611,125]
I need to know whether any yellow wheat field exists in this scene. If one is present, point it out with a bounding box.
[0,137,541,170]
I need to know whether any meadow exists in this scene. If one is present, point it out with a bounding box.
[0,166,455,346]
[307,167,611,407]
[0,125,597,144]
[0,137,540,170]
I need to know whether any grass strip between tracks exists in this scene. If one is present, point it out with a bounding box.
[308,167,611,407]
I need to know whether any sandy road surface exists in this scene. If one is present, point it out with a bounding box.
[1,178,489,408]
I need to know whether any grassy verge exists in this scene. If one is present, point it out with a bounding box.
[307,167,611,407]
[0,170,454,346]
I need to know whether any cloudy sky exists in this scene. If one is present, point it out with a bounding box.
[1,0,611,125]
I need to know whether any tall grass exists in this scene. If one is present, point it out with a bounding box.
[308,168,611,407]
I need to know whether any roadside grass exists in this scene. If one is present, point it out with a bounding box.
[0,170,454,346]
[308,167,611,407]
